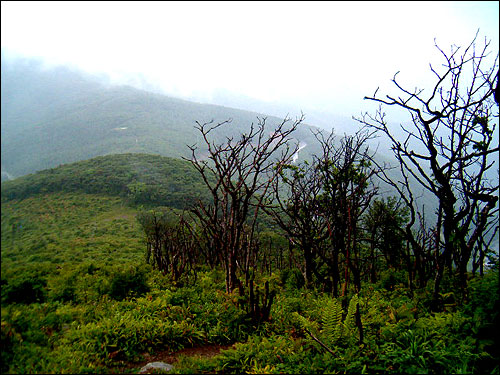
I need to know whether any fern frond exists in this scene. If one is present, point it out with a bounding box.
[292,311,319,335]
[321,299,343,345]
[343,293,359,332]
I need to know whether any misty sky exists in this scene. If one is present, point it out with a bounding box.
[1,1,499,120]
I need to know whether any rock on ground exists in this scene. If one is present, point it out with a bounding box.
[139,361,173,373]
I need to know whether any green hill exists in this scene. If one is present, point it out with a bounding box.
[0,153,210,305]
[1,153,210,209]
[1,56,320,180]
[1,192,144,269]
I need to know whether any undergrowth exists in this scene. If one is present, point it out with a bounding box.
[1,193,498,374]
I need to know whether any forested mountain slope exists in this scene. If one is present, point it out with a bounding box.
[1,56,320,180]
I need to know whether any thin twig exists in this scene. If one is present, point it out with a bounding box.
[304,328,336,356]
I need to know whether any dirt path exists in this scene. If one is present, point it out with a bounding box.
[110,343,233,373]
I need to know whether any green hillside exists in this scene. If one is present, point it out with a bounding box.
[1,152,208,284]
[1,192,144,270]
[1,57,320,180]
[1,153,210,209]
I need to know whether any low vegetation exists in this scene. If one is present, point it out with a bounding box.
[0,153,211,209]
[1,158,498,374]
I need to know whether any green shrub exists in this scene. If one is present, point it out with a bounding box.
[463,270,499,325]
[461,270,499,373]
[378,327,481,374]
[108,266,150,301]
[48,273,77,303]
[379,268,407,291]
[280,268,305,290]
[1,274,47,305]
[214,335,301,373]
[1,321,22,373]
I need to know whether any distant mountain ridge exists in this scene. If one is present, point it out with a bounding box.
[1,56,320,180]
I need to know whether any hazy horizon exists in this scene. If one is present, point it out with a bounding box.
[2,1,499,124]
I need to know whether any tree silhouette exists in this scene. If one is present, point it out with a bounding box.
[357,32,499,309]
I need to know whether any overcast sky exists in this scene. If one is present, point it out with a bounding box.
[1,1,499,120]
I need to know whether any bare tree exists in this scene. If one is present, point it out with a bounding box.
[138,209,198,283]
[185,115,303,295]
[357,33,499,309]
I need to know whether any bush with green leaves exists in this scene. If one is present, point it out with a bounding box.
[460,270,499,373]
[378,326,485,374]
[56,307,205,363]
[108,265,150,301]
[280,268,305,290]
[1,302,74,373]
[1,272,47,305]
[1,320,21,373]
[47,272,77,303]
[377,267,408,291]
[213,335,306,374]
